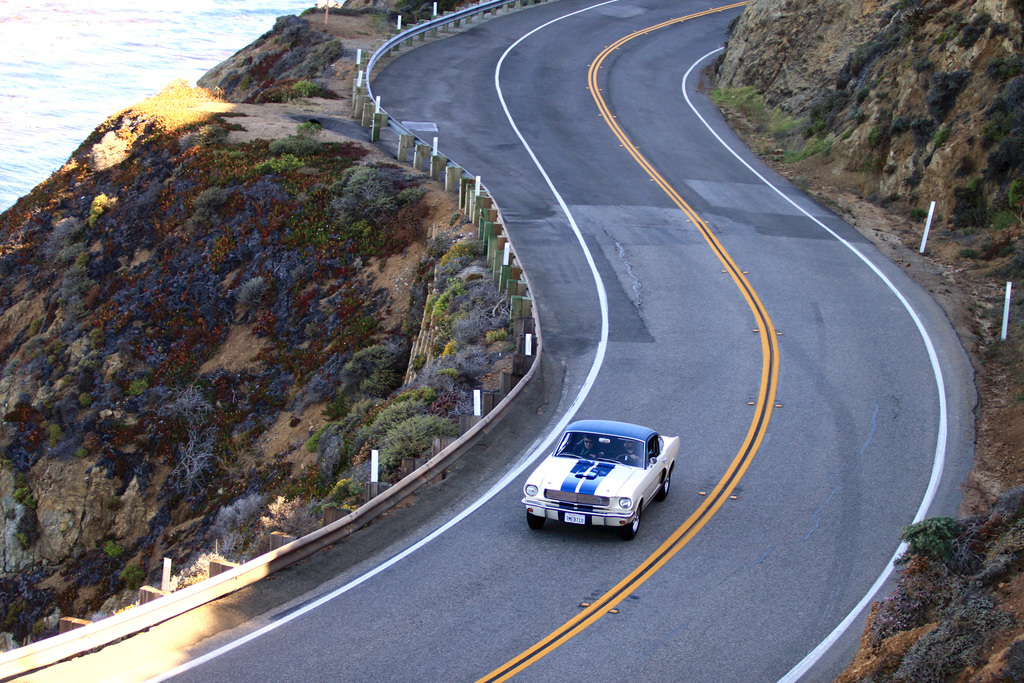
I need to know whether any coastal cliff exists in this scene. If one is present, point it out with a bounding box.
[0,9,510,648]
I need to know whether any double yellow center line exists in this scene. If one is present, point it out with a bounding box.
[477,4,771,680]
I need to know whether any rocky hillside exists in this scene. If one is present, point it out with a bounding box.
[0,10,512,650]
[713,0,1024,679]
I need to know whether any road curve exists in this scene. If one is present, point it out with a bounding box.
[31,1,975,681]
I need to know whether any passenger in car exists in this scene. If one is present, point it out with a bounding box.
[578,435,603,458]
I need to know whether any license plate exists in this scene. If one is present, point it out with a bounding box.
[564,512,586,525]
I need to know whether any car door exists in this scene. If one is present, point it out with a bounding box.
[641,435,662,503]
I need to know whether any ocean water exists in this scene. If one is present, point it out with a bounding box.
[0,0,305,212]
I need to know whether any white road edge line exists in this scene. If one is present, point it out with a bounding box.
[147,4,615,681]
[678,48,948,683]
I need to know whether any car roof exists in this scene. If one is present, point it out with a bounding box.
[565,420,657,441]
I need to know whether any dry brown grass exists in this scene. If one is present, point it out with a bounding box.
[123,79,223,134]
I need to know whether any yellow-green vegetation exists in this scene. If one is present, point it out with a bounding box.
[711,86,803,141]
[485,328,508,343]
[87,193,116,227]
[122,78,221,134]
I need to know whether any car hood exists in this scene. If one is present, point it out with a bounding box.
[530,456,643,498]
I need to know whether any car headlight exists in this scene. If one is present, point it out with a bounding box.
[618,497,632,509]
[525,484,539,497]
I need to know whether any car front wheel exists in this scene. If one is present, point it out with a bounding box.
[655,467,672,502]
[620,506,641,540]
[527,511,546,530]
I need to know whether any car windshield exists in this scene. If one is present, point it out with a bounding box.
[555,432,646,466]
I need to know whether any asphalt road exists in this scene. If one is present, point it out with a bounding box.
[22,1,977,681]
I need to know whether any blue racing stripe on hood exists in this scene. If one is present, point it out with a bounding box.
[561,460,596,493]
[578,462,615,496]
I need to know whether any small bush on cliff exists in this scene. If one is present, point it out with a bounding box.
[119,563,145,591]
[926,70,971,122]
[899,516,962,564]
[378,414,459,473]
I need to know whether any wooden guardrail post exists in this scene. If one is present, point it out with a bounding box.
[139,586,168,605]
[208,559,239,578]
[371,111,388,142]
[269,531,296,551]
[430,152,447,180]
[59,618,90,634]
[445,165,462,192]
[398,133,415,162]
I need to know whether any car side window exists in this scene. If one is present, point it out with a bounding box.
[648,436,659,458]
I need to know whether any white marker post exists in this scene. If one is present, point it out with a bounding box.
[374,95,381,114]
[1002,281,1013,341]
[525,333,533,356]
[919,200,936,254]
[371,449,379,483]
[397,15,402,30]
[356,48,362,69]
[433,1,438,15]
[161,557,172,592]
[502,241,511,266]
[356,70,363,88]
[433,136,439,155]
[474,389,482,417]
[475,175,482,196]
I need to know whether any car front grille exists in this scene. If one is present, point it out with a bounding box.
[545,489,609,507]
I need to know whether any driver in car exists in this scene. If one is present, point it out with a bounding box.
[620,439,642,467]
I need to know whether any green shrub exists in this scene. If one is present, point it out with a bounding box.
[127,377,149,396]
[13,482,36,509]
[292,80,322,98]
[899,516,962,563]
[306,424,330,452]
[88,193,116,228]
[324,478,363,508]
[269,135,321,156]
[393,386,437,404]
[485,328,508,343]
[78,392,93,408]
[933,127,951,148]
[379,414,459,471]
[254,154,305,175]
[927,70,971,121]
[952,177,988,228]
[296,120,322,138]
[119,563,146,591]
[46,423,63,447]
[103,541,125,559]
[987,55,1024,81]
[323,391,350,421]
[16,533,30,549]
[783,135,834,163]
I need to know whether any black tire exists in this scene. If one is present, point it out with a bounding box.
[620,506,641,540]
[655,467,672,502]
[527,511,546,530]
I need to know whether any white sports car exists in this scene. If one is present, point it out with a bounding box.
[522,419,679,540]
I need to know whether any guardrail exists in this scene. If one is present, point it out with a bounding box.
[0,2,548,677]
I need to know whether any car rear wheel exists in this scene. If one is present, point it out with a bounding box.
[655,467,672,502]
[526,511,546,530]
[620,506,641,540]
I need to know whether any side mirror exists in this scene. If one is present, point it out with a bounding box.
[648,456,658,467]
